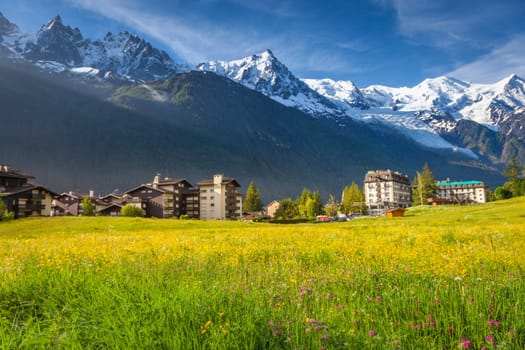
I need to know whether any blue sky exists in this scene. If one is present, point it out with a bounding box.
[2,0,525,87]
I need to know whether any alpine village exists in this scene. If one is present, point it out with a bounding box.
[1,159,523,222]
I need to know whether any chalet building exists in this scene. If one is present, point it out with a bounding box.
[99,193,122,205]
[0,165,56,218]
[364,169,412,215]
[435,180,488,204]
[197,174,242,220]
[125,174,199,218]
[53,192,82,216]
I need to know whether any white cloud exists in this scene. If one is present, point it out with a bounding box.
[447,35,525,83]
[66,0,359,79]
[376,0,522,49]
[67,0,285,64]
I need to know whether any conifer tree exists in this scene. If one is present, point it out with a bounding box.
[502,156,525,197]
[412,163,437,205]
[244,181,263,212]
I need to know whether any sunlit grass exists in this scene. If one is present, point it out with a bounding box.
[1,197,524,348]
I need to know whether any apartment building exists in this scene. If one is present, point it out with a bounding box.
[125,174,199,218]
[197,174,242,220]
[364,169,412,215]
[435,180,488,204]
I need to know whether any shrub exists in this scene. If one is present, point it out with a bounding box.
[120,205,145,217]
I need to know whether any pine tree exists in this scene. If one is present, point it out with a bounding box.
[502,156,525,197]
[412,163,437,205]
[244,181,263,212]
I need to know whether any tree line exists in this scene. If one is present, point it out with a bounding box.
[244,181,367,220]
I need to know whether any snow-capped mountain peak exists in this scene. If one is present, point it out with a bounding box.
[42,15,63,31]
[0,12,185,82]
[197,50,343,117]
[303,78,368,109]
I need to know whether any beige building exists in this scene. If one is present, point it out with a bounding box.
[265,200,280,218]
[364,169,412,215]
[435,180,488,204]
[198,174,242,220]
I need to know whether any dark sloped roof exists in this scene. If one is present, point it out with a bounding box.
[197,177,240,187]
[124,184,171,195]
[0,182,57,197]
[0,167,35,180]
[158,178,194,187]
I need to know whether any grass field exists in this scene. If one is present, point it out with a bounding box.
[1,198,524,349]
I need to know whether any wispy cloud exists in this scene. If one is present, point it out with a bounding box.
[376,0,524,50]
[225,0,297,17]
[447,34,525,83]
[66,0,358,78]
[67,0,285,63]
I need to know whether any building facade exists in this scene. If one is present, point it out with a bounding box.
[53,192,82,216]
[435,180,488,204]
[0,165,56,218]
[364,169,412,215]
[197,174,242,220]
[125,174,199,218]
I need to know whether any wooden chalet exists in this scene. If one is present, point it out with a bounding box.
[386,208,406,218]
[0,165,57,218]
[124,174,199,218]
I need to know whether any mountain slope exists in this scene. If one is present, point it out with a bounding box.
[0,60,503,199]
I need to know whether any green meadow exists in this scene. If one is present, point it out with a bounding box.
[1,198,524,349]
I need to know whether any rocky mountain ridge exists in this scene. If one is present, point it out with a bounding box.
[1,11,524,165]
[0,12,186,81]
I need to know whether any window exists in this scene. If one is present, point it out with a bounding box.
[211,203,215,207]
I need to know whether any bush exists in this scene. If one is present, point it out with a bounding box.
[120,205,145,217]
[0,211,14,222]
